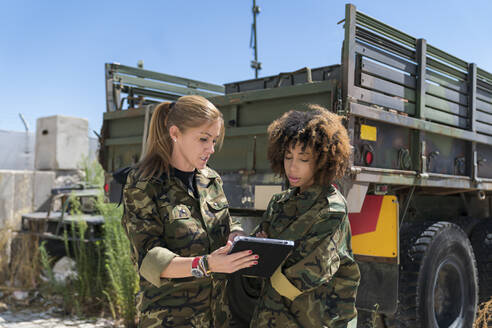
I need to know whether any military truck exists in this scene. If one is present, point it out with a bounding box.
[98,4,492,327]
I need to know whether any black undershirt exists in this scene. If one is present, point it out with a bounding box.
[171,166,198,198]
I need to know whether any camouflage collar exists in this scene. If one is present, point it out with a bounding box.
[277,184,328,204]
[274,184,331,218]
[152,166,218,197]
[197,166,218,179]
[195,166,219,190]
[276,188,298,203]
[152,166,217,182]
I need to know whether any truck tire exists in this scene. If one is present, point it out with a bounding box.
[470,220,492,303]
[386,221,478,328]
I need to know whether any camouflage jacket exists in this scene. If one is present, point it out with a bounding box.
[121,166,241,328]
[250,184,360,328]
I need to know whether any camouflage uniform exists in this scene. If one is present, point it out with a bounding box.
[121,166,241,328]
[250,184,360,328]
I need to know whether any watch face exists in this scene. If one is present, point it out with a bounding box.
[191,267,204,278]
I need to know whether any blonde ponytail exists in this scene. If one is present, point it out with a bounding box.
[137,95,224,180]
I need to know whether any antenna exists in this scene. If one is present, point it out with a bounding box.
[250,0,261,78]
[19,113,29,132]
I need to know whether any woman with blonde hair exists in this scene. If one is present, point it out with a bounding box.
[121,95,257,327]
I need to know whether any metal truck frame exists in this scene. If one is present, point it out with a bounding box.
[99,4,492,327]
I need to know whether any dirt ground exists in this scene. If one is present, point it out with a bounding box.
[1,288,491,327]
[0,289,122,328]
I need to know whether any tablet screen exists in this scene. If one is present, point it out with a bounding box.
[229,236,295,278]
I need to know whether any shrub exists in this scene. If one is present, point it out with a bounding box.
[100,202,138,327]
[38,160,138,326]
[1,228,41,289]
[475,297,492,328]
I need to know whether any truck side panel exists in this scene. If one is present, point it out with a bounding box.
[343,4,492,191]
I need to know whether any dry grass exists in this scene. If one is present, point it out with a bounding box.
[9,233,41,288]
[0,225,13,284]
[0,225,41,289]
[475,297,492,328]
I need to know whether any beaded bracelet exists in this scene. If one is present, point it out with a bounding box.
[203,255,211,275]
[199,255,211,277]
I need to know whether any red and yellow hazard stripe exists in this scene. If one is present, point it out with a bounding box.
[348,195,398,258]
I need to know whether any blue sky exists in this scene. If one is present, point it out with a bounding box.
[1,0,491,136]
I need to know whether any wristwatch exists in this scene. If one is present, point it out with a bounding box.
[191,256,204,278]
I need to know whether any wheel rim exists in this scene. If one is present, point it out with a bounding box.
[431,258,465,327]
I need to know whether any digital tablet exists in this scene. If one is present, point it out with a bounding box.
[228,236,295,278]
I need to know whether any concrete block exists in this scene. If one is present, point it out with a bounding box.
[35,115,89,170]
[0,171,15,229]
[13,172,34,231]
[33,171,55,211]
[35,117,56,170]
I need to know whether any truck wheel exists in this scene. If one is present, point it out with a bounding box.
[470,220,492,303]
[387,221,478,328]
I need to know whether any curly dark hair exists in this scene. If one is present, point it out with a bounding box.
[267,104,351,185]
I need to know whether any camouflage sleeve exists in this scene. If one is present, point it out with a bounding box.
[122,185,178,287]
[230,215,243,232]
[281,210,347,294]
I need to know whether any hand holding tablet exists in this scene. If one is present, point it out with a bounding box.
[228,236,295,277]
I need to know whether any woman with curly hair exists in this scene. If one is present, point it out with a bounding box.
[250,104,360,327]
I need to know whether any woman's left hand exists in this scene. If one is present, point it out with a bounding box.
[255,230,268,238]
[228,230,245,242]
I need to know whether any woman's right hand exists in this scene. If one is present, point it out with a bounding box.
[208,241,258,273]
